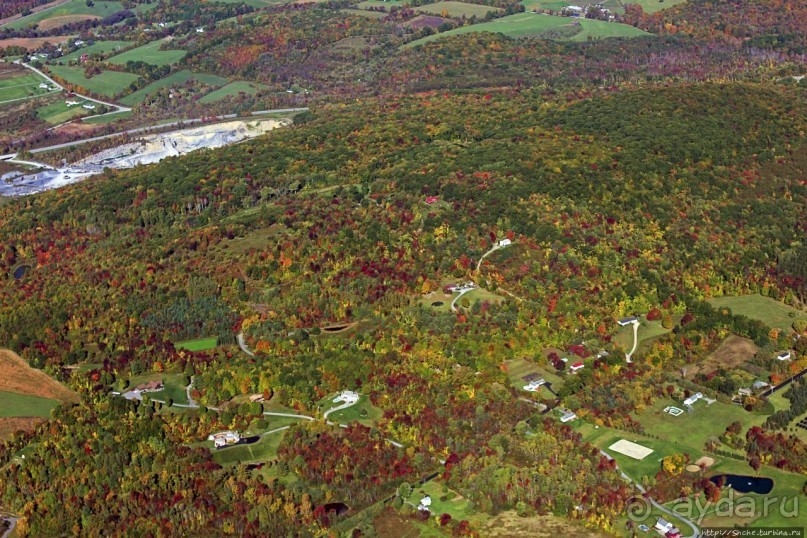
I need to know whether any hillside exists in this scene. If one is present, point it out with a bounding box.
[0,348,77,403]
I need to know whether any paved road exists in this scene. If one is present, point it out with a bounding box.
[600,449,700,538]
[186,376,197,408]
[1,516,18,538]
[450,287,475,312]
[476,243,501,273]
[323,398,359,421]
[0,107,308,160]
[625,320,639,363]
[263,411,314,421]
[236,332,255,357]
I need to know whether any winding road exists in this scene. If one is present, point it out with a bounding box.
[450,287,475,313]
[600,449,700,538]
[236,332,255,357]
[476,243,502,273]
[1,516,18,538]
[625,320,640,363]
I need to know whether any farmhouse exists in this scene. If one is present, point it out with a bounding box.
[498,238,512,247]
[683,392,703,407]
[523,379,546,392]
[65,100,79,106]
[82,104,96,110]
[655,518,678,534]
[752,380,770,390]
[38,83,49,89]
[777,351,792,361]
[417,495,432,511]
[617,316,639,326]
[559,409,577,423]
[208,430,240,448]
[134,380,163,393]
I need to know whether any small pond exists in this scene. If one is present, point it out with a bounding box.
[431,301,444,307]
[12,265,30,280]
[710,474,774,494]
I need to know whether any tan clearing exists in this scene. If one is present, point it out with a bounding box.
[609,439,653,460]
[695,456,716,468]
[0,35,74,50]
[0,348,79,403]
[38,14,100,31]
[482,511,609,537]
[687,334,759,379]
[0,416,44,438]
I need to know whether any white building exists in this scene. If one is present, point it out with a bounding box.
[683,392,703,407]
[208,430,240,448]
[333,390,359,405]
[418,495,432,511]
[82,104,96,110]
[777,351,792,361]
[560,410,577,423]
[523,379,546,392]
[65,100,80,106]
[498,238,512,248]
[617,316,639,326]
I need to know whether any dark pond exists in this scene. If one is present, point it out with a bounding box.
[323,324,349,332]
[324,503,350,516]
[431,301,444,307]
[710,474,774,494]
[12,265,30,280]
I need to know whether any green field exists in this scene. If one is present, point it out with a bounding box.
[413,1,502,18]
[0,390,60,417]
[8,0,125,30]
[406,480,490,527]
[108,39,187,67]
[708,294,807,331]
[613,315,674,355]
[48,64,139,97]
[634,397,767,457]
[36,98,95,124]
[119,70,228,106]
[174,336,219,352]
[203,0,284,6]
[322,395,383,426]
[602,0,687,14]
[81,110,132,124]
[504,357,564,392]
[356,0,407,7]
[212,430,287,465]
[199,81,270,104]
[341,8,389,18]
[405,12,650,47]
[0,71,54,102]
[55,41,133,64]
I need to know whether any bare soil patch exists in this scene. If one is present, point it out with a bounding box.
[482,511,609,537]
[0,35,74,50]
[686,334,758,379]
[373,509,422,538]
[0,348,79,403]
[695,456,716,468]
[0,416,43,438]
[38,14,99,31]
[54,121,97,137]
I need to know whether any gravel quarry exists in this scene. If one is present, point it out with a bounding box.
[0,118,290,196]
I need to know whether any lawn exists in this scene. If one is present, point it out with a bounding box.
[119,70,228,106]
[108,39,187,67]
[708,294,807,332]
[174,336,218,352]
[634,397,768,458]
[613,315,674,356]
[198,80,270,104]
[0,390,60,417]
[48,64,139,97]
[322,395,383,426]
[404,12,649,47]
[55,40,133,64]
[0,71,54,102]
[212,429,288,465]
[203,0,284,5]
[459,287,505,308]
[413,1,502,18]
[503,357,564,392]
[125,373,190,405]
[406,480,490,527]
[341,8,389,18]
[36,98,94,124]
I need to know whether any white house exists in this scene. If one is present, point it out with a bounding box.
[417,495,432,511]
[333,390,359,405]
[65,100,79,106]
[560,410,577,423]
[523,379,546,392]
[655,517,679,536]
[617,316,639,326]
[566,5,583,12]
[74,40,85,46]
[82,104,96,110]
[683,392,703,407]
[777,351,792,361]
[196,27,205,33]
[498,238,512,248]
[208,431,240,448]
[38,83,49,89]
